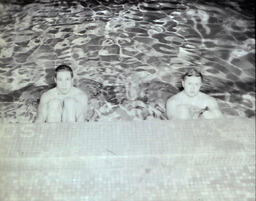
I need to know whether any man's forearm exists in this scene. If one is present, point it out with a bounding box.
[35,115,45,123]
[202,109,222,119]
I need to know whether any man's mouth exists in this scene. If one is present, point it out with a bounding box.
[61,88,68,93]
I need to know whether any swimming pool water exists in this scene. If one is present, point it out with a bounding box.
[0,0,255,122]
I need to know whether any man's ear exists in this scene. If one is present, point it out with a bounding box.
[181,80,185,88]
[72,77,77,85]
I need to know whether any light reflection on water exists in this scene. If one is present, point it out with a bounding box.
[0,0,255,122]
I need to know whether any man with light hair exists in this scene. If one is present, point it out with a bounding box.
[166,68,222,119]
[36,64,88,122]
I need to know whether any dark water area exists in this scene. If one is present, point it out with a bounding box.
[1,0,255,15]
[0,0,255,122]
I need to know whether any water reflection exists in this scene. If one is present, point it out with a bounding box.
[0,0,255,122]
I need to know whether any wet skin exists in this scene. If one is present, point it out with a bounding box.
[166,76,222,120]
[35,71,88,123]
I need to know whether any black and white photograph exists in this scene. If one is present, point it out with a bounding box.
[0,0,255,200]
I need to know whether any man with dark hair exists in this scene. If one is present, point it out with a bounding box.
[166,68,222,119]
[36,64,88,123]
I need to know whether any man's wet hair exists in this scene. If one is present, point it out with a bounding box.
[182,68,203,81]
[55,64,73,78]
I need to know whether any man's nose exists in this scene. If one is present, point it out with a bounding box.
[60,81,66,86]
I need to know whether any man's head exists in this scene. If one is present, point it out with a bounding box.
[54,64,74,95]
[181,68,203,97]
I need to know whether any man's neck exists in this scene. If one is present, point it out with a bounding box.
[55,87,74,97]
[182,91,201,101]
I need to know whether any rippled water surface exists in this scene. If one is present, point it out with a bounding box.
[0,0,255,122]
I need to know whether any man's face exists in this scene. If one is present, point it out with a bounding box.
[182,76,202,97]
[55,71,73,95]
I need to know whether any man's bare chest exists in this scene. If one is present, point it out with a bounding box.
[179,98,208,109]
[48,91,82,104]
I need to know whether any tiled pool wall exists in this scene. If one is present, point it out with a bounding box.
[0,0,255,122]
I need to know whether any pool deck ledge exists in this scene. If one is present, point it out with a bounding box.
[0,118,255,201]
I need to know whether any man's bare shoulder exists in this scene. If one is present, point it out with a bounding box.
[40,88,56,102]
[73,87,88,99]
[199,92,219,109]
[200,92,217,103]
[73,87,87,95]
[167,92,182,105]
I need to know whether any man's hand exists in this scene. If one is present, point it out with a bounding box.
[189,106,208,119]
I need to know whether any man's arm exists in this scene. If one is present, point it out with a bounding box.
[77,93,88,122]
[166,98,176,120]
[202,97,222,119]
[35,93,48,123]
